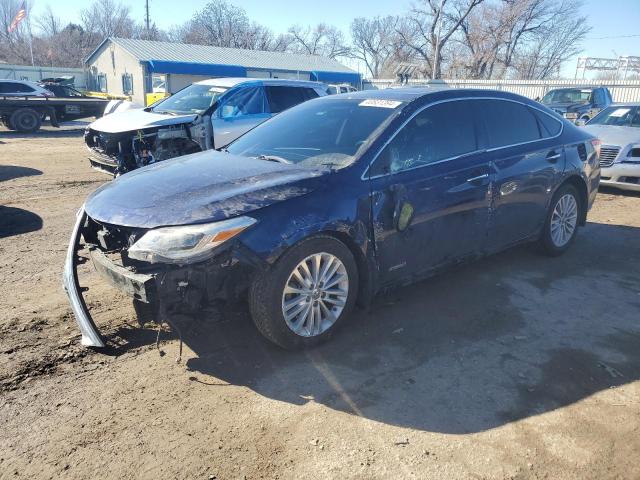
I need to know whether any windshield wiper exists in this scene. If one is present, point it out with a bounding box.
[257,154,291,164]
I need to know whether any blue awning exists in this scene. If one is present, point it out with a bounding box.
[310,71,361,85]
[144,60,247,77]
[143,60,361,85]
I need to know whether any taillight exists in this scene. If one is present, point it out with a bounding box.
[591,138,601,160]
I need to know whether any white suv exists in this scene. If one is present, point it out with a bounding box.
[0,79,53,97]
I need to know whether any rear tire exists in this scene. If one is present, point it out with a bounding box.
[10,108,41,133]
[249,235,359,350]
[539,184,580,256]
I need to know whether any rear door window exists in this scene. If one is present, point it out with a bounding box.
[370,100,478,176]
[478,99,541,148]
[266,86,315,113]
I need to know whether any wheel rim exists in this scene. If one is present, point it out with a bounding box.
[550,193,578,247]
[18,113,36,129]
[281,252,349,337]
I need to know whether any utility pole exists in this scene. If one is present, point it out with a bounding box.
[26,0,35,67]
[145,0,150,35]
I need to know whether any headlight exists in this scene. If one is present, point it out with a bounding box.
[626,146,640,162]
[564,112,578,119]
[128,216,257,264]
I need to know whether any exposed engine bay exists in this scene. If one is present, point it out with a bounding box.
[85,122,207,176]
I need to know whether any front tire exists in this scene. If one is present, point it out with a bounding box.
[539,184,580,256]
[249,235,359,349]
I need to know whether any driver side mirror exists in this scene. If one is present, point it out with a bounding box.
[218,104,237,119]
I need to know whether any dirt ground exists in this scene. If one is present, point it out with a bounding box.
[1,128,639,480]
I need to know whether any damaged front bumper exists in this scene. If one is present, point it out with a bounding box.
[63,209,262,348]
[62,210,105,347]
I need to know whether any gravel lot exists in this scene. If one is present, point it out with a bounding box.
[1,129,639,480]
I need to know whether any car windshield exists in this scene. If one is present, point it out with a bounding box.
[226,97,402,168]
[541,88,592,104]
[152,84,228,115]
[588,105,640,127]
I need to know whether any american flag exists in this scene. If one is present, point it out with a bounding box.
[7,1,27,33]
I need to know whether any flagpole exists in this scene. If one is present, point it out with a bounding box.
[26,0,34,66]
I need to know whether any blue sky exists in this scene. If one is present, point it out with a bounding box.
[30,0,640,77]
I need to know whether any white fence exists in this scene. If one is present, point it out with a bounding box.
[0,64,88,88]
[363,78,640,103]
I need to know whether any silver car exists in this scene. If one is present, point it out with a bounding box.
[84,78,327,176]
[0,79,54,97]
[583,103,640,192]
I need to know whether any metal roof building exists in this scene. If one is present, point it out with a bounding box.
[86,37,360,105]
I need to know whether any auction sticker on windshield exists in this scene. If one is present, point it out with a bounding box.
[609,108,630,117]
[359,99,403,109]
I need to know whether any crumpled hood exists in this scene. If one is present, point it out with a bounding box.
[84,150,324,228]
[89,108,198,133]
[583,125,640,147]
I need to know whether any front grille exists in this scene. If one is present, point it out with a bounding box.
[599,145,620,167]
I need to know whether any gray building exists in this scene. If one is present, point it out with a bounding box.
[85,37,360,105]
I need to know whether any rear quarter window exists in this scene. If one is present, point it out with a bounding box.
[531,107,562,138]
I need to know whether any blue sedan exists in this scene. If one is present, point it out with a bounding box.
[64,88,601,350]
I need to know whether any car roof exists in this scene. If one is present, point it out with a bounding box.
[338,87,445,102]
[0,79,40,86]
[335,87,539,106]
[194,77,325,89]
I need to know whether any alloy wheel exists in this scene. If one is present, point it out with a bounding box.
[550,193,578,247]
[281,252,349,337]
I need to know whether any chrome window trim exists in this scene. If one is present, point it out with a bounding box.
[361,96,564,181]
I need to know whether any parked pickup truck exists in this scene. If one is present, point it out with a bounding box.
[540,86,612,123]
[84,78,327,176]
[0,95,111,132]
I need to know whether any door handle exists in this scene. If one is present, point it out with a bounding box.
[546,152,561,163]
[466,173,489,183]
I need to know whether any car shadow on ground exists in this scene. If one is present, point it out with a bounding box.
[598,186,640,198]
[0,164,42,182]
[0,165,44,238]
[112,221,640,434]
[0,205,43,238]
[0,129,84,139]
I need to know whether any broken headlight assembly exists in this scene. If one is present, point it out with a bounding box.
[128,216,257,264]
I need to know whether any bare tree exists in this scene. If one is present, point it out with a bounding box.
[36,5,61,37]
[458,0,590,79]
[396,0,485,78]
[175,0,289,52]
[80,0,135,39]
[287,23,350,59]
[510,1,590,79]
[0,0,37,65]
[350,16,400,78]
